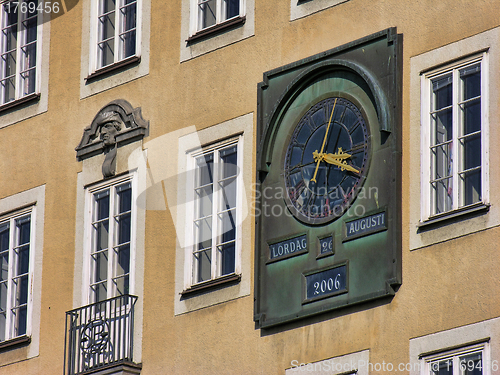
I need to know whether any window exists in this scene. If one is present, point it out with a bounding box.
[188,139,240,286]
[290,0,349,21]
[0,0,40,106]
[194,0,242,33]
[91,0,139,73]
[173,115,251,314]
[0,208,33,343]
[422,344,489,375]
[181,0,254,61]
[86,177,135,303]
[421,54,488,220]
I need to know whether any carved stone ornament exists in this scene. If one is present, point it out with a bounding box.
[75,99,149,178]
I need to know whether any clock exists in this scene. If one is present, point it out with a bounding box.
[284,96,370,225]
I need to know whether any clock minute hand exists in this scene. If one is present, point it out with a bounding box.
[323,153,360,174]
[311,98,338,183]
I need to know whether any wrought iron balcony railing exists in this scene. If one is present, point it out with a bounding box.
[64,295,138,375]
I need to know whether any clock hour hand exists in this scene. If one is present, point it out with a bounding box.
[323,153,360,174]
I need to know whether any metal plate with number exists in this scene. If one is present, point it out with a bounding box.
[303,264,348,304]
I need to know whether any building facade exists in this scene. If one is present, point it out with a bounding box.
[0,0,499,374]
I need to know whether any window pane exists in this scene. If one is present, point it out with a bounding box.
[99,13,115,41]
[194,249,211,283]
[224,0,239,19]
[117,183,132,212]
[21,41,36,70]
[218,242,235,276]
[120,2,136,59]
[16,245,30,275]
[95,191,110,220]
[195,217,212,250]
[121,2,136,31]
[2,23,18,54]
[95,220,109,251]
[101,0,116,14]
[463,169,481,206]
[1,77,16,103]
[219,177,237,211]
[432,178,453,214]
[14,305,27,336]
[91,281,107,303]
[463,99,481,135]
[0,282,6,341]
[461,64,481,100]
[120,30,136,59]
[118,213,131,244]
[113,274,129,295]
[2,50,17,78]
[0,251,8,282]
[196,153,214,187]
[13,274,29,305]
[24,17,37,44]
[21,67,35,96]
[433,142,452,180]
[433,75,452,109]
[116,245,130,276]
[220,209,236,244]
[98,18,115,67]
[460,353,482,375]
[195,185,213,219]
[0,223,9,252]
[198,0,216,29]
[26,0,38,18]
[220,145,238,179]
[430,359,452,375]
[92,251,108,283]
[17,216,30,245]
[463,133,481,170]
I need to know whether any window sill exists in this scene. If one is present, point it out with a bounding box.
[186,16,246,44]
[180,273,241,298]
[86,55,141,82]
[0,335,31,351]
[418,202,490,231]
[0,93,40,114]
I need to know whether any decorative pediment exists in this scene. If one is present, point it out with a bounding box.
[75,99,149,161]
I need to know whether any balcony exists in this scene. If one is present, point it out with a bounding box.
[64,295,140,375]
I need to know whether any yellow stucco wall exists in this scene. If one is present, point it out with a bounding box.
[1,0,499,374]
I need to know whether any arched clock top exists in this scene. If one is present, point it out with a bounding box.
[258,61,387,178]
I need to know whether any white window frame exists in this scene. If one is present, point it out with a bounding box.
[421,343,491,375]
[184,136,243,290]
[89,0,142,75]
[420,52,489,222]
[83,173,137,304]
[0,0,42,107]
[0,206,35,343]
[189,0,245,36]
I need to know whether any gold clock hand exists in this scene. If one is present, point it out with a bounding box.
[331,147,352,159]
[323,153,360,174]
[311,98,337,183]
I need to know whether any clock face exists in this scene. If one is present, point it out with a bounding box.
[284,97,370,225]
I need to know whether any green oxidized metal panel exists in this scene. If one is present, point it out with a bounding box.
[254,28,402,328]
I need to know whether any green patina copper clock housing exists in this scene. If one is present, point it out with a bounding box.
[284,96,370,225]
[254,28,403,329]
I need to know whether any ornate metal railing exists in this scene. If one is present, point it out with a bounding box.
[64,295,138,375]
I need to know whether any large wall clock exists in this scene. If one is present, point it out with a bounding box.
[254,28,402,328]
[284,96,370,225]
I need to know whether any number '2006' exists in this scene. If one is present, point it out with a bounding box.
[313,274,341,295]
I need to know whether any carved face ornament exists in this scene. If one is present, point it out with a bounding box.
[98,112,122,146]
